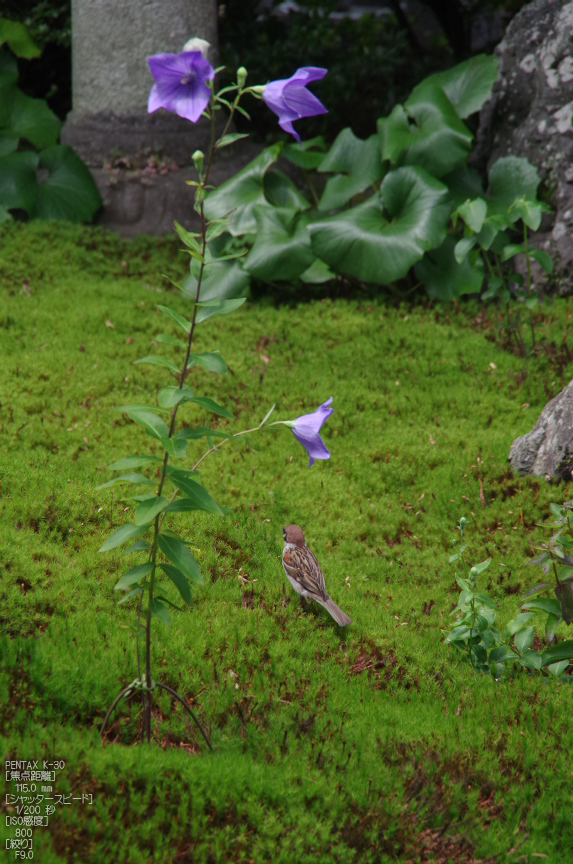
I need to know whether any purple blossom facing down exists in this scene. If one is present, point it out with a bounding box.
[263,67,328,143]
[291,397,334,467]
[147,51,215,123]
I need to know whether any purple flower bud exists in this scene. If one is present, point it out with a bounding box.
[263,67,328,143]
[291,397,333,467]
[147,51,215,124]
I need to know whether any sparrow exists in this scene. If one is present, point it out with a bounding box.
[282,525,352,627]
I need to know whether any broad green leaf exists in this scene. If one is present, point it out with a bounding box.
[204,143,282,235]
[310,166,450,285]
[206,218,233,242]
[488,646,518,663]
[283,136,327,169]
[126,410,170,440]
[510,197,542,230]
[318,130,383,211]
[378,90,473,177]
[161,436,187,459]
[168,474,225,515]
[300,258,335,284]
[195,297,246,324]
[134,355,180,374]
[442,166,484,208]
[456,198,487,233]
[0,88,61,149]
[541,640,573,666]
[520,598,562,617]
[95,472,156,490]
[518,649,543,670]
[545,612,561,643]
[157,304,192,333]
[547,660,569,678]
[244,207,314,282]
[184,237,250,303]
[99,523,149,553]
[445,624,470,641]
[34,145,102,221]
[122,540,151,555]
[264,169,310,210]
[411,54,499,119]
[415,235,484,301]
[514,626,535,653]
[191,396,234,419]
[108,455,162,471]
[470,558,492,576]
[454,236,477,264]
[134,495,168,525]
[174,221,202,253]
[488,156,540,216]
[501,244,525,262]
[160,563,193,605]
[150,598,172,625]
[158,534,204,584]
[158,386,194,409]
[0,150,39,212]
[188,352,227,374]
[530,249,554,274]
[505,612,533,637]
[114,562,153,590]
[0,19,41,58]
[216,132,250,149]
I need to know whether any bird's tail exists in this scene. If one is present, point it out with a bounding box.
[318,596,352,627]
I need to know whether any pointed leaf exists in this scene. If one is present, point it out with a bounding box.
[195,297,246,324]
[191,396,234,419]
[155,333,187,348]
[541,640,573,666]
[107,455,162,471]
[117,585,145,605]
[488,156,540,216]
[158,534,204,584]
[122,540,151,555]
[134,355,180,374]
[161,437,187,459]
[411,54,499,119]
[415,235,484,301]
[158,386,194,409]
[318,130,383,211]
[188,352,227,374]
[514,626,535,653]
[127,410,170,440]
[518,649,543,670]
[114,562,153,590]
[134,496,168,526]
[264,169,310,211]
[244,207,314,282]
[456,198,487,233]
[160,563,193,604]
[99,523,149,553]
[95,472,156,490]
[168,474,225,515]
[530,249,554,274]
[157,304,192,334]
[150,598,172,625]
[0,19,41,58]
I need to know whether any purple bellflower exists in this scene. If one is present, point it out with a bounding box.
[274,397,334,467]
[263,67,328,143]
[147,51,215,123]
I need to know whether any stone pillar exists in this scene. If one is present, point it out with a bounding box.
[61,0,223,235]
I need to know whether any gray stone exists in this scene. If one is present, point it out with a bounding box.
[509,378,573,479]
[474,0,573,293]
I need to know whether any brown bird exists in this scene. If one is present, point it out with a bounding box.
[282,525,352,626]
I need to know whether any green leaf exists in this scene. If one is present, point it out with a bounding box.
[456,198,487,233]
[555,580,573,625]
[195,297,246,324]
[514,626,535,653]
[518,649,543,670]
[454,236,477,264]
[299,258,334,284]
[114,562,153,590]
[505,612,534,637]
[0,19,41,58]
[488,646,518,663]
[545,612,561,643]
[161,437,187,460]
[410,54,499,119]
[547,660,569,678]
[530,249,554,274]
[264,169,310,210]
[158,534,204,585]
[541,640,573,666]
[158,386,194,409]
[150,598,172,625]
[188,352,227,374]
[160,563,193,605]
[216,132,250,149]
[34,145,102,221]
[114,404,171,415]
[0,150,39,212]
[134,496,168,526]
[127,410,170,440]
[204,143,282,235]
[488,156,540,216]
[117,585,145,605]
[174,221,202,253]
[95,472,156,490]
[107,455,162,471]
[155,333,187,348]
[521,598,562,617]
[184,254,250,303]
[510,197,542,231]
[99,523,149,553]
[283,136,327,169]
[122,540,151,555]
[1,89,61,149]
[191,396,234,419]
[442,166,485,208]
[244,207,315,282]
[168,474,225,515]
[134,355,180,374]
[176,427,235,442]
[415,235,484,301]
[310,166,450,285]
[470,558,492,576]
[378,90,473,177]
[501,244,525,262]
[157,304,192,334]
[318,130,383,211]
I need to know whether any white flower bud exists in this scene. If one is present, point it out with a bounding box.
[182,37,211,59]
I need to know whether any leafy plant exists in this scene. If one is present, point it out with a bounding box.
[443,517,573,679]
[0,18,101,223]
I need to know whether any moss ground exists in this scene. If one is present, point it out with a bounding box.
[1,221,573,862]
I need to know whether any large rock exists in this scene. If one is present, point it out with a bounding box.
[475,0,573,292]
[509,379,573,479]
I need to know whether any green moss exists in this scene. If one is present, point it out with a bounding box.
[1,223,573,862]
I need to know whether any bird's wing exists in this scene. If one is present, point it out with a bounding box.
[283,547,327,600]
